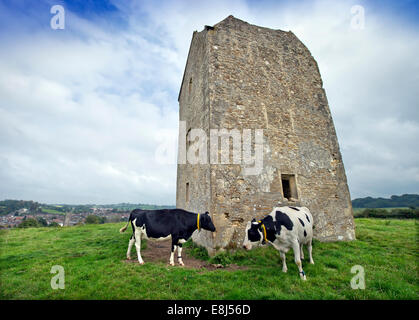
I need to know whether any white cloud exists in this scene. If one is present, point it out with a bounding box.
[0,0,418,204]
[0,8,180,204]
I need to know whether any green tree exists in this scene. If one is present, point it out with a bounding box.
[85,215,105,224]
[37,217,48,227]
[18,218,40,228]
[48,221,60,227]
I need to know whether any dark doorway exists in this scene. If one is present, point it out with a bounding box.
[281,174,298,201]
[282,179,291,200]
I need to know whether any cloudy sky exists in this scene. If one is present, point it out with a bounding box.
[0,0,418,205]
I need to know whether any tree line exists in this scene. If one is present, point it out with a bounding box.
[352,194,418,208]
[0,200,175,216]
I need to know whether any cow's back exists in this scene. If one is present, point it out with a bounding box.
[131,209,176,238]
[130,208,195,239]
[270,206,313,245]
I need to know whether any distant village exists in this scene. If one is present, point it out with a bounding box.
[0,200,175,229]
[0,207,130,228]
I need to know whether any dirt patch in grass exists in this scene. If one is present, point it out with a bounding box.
[122,239,247,271]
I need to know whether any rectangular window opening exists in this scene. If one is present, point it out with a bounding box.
[281,174,298,201]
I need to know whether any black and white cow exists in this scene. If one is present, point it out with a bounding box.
[119,209,216,266]
[242,206,314,280]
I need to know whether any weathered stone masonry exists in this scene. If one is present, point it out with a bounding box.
[176,16,355,254]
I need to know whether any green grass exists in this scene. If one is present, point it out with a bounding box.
[0,219,418,299]
[40,208,65,215]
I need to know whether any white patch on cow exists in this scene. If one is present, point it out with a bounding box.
[177,246,184,266]
[169,246,176,266]
[137,224,172,241]
[126,237,135,260]
[134,227,144,264]
[152,235,172,241]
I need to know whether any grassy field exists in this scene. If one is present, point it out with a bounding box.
[40,208,65,215]
[0,219,417,299]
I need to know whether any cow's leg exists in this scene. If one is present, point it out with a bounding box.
[134,230,144,265]
[280,251,287,273]
[308,240,314,264]
[126,234,135,260]
[300,243,305,260]
[177,244,184,266]
[292,240,306,280]
[169,242,177,266]
[271,242,288,273]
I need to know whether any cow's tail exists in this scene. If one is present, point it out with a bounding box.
[119,213,132,233]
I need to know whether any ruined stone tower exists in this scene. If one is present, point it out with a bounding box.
[176,16,355,254]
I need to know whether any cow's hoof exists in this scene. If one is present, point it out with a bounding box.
[139,261,144,265]
[179,262,185,267]
[300,275,307,281]
[282,268,288,273]
[169,262,175,266]
[310,261,315,265]
[127,256,131,260]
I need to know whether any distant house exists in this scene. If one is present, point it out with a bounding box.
[17,208,28,215]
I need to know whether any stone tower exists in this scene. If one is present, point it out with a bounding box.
[176,16,355,254]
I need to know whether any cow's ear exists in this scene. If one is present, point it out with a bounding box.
[204,211,209,215]
[251,218,256,222]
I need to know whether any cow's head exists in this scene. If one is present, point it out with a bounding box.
[200,211,216,232]
[242,218,264,250]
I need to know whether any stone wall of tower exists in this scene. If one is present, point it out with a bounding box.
[176,29,214,250]
[207,16,355,248]
[177,16,355,253]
